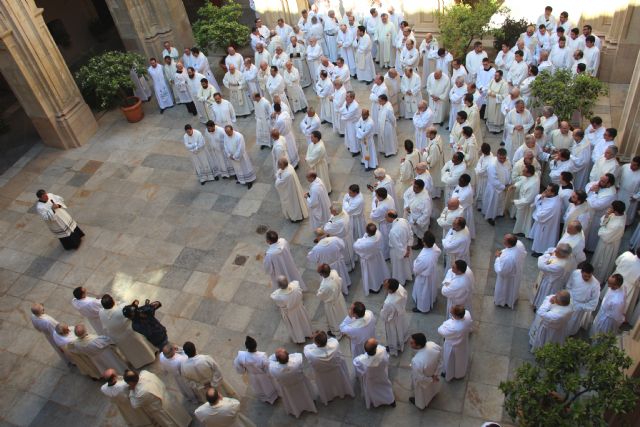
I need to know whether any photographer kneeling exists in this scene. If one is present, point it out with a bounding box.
[123,299,168,350]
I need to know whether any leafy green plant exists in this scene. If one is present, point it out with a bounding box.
[500,335,639,427]
[435,0,506,58]
[492,16,529,50]
[75,51,148,110]
[530,68,608,122]
[193,0,251,54]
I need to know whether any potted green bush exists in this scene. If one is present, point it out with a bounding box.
[193,0,251,55]
[75,50,148,122]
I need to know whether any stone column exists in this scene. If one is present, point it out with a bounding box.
[0,0,98,149]
[105,0,194,59]
[617,51,640,160]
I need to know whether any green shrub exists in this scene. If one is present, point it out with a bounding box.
[193,0,251,54]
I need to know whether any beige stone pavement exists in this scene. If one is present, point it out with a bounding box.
[0,72,631,427]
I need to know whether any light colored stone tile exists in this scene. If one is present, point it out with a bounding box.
[217,303,255,332]
[231,198,263,217]
[469,351,510,386]
[462,382,505,421]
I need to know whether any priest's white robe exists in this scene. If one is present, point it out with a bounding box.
[333,64,353,91]
[187,72,208,123]
[494,246,522,308]
[305,140,331,193]
[371,195,395,259]
[592,287,626,335]
[211,99,237,127]
[130,371,192,427]
[324,211,355,270]
[340,100,361,154]
[353,345,396,408]
[413,108,433,151]
[303,339,355,405]
[356,117,378,169]
[389,218,413,285]
[273,111,299,168]
[254,97,272,148]
[99,305,156,368]
[242,64,260,98]
[101,379,153,426]
[233,350,278,404]
[268,353,317,418]
[441,161,467,201]
[529,195,563,254]
[531,250,572,309]
[566,270,600,335]
[441,269,474,316]
[193,53,220,92]
[205,125,234,177]
[426,136,445,196]
[317,270,349,335]
[504,109,534,161]
[529,295,573,350]
[340,310,377,358]
[512,175,540,236]
[384,71,401,115]
[354,230,390,295]
[426,74,450,124]
[592,214,626,282]
[283,67,308,112]
[306,177,331,230]
[355,33,376,82]
[613,252,640,322]
[448,85,466,131]
[412,244,442,313]
[223,131,256,184]
[437,310,473,381]
[148,64,174,109]
[275,164,308,221]
[585,184,617,251]
[411,342,442,409]
[570,140,592,190]
[401,73,422,119]
[485,78,509,133]
[343,193,366,243]
[590,157,621,188]
[69,333,128,374]
[299,113,321,145]
[184,129,217,183]
[442,226,471,273]
[617,164,640,225]
[266,74,291,110]
[315,77,334,123]
[271,281,313,343]
[159,349,197,402]
[381,285,410,356]
[377,102,398,156]
[195,397,255,427]
[306,43,323,84]
[287,43,311,87]
[181,354,236,402]
[308,237,351,291]
[337,30,357,71]
[419,37,439,85]
[558,231,587,268]
[376,22,396,66]
[474,153,494,207]
[173,69,193,104]
[72,296,105,335]
[264,238,306,290]
[404,187,432,239]
[223,71,253,116]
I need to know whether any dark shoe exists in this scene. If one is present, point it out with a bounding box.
[389,401,396,408]
[160,109,165,114]
[412,307,424,313]
[409,397,415,405]
[514,232,524,237]
[214,176,219,181]
[327,331,336,337]
[247,182,253,190]
[366,81,372,85]
[385,346,390,353]
[340,134,345,137]
[321,120,328,124]
[369,288,380,294]
[200,181,205,186]
[499,141,505,146]
[440,372,446,378]
[351,152,360,157]
[487,218,495,226]
[532,252,542,258]
[294,165,299,170]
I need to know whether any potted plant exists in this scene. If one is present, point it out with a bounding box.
[192,0,251,55]
[75,50,148,122]
[500,335,639,426]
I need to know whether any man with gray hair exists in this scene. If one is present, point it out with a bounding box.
[68,324,128,375]
[531,243,573,309]
[270,276,313,344]
[372,167,399,211]
[323,202,356,270]
[30,303,65,362]
[340,90,362,156]
[529,290,573,351]
[590,145,620,183]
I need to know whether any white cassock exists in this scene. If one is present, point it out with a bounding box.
[381,285,410,356]
[211,99,237,127]
[494,245,522,308]
[476,66,496,107]
[271,281,313,344]
[419,37,439,85]
[242,64,260,98]
[474,153,494,207]
[529,195,563,254]
[223,71,252,116]
[340,310,377,358]
[400,47,420,76]
[317,269,349,334]
[223,131,256,184]
[173,69,193,105]
[589,157,620,187]
[529,296,573,350]
[377,102,398,156]
[130,371,192,427]
[404,188,432,239]
[257,67,271,100]
[315,77,334,123]
[401,73,422,119]
[384,72,401,116]
[592,214,626,282]
[566,270,600,335]
[612,252,640,322]
[441,269,474,316]
[308,236,352,290]
[233,350,278,404]
[570,140,592,190]
[388,218,413,285]
[531,250,572,309]
[448,85,466,131]
[617,164,640,225]
[148,64,174,109]
[441,161,467,201]
[504,109,534,161]
[438,310,473,381]
[264,238,306,290]
[377,22,396,66]
[558,230,587,268]
[287,43,312,87]
[159,349,197,402]
[324,18,340,62]
[306,177,332,229]
[331,86,346,134]
[275,164,309,222]
[254,97,272,148]
[193,53,221,92]
[337,29,357,71]
[181,354,237,403]
[585,184,617,251]
[413,108,433,151]
[71,296,105,335]
[283,67,308,113]
[333,64,353,91]
[69,334,128,374]
[266,74,291,110]
[411,342,442,409]
[426,73,450,124]
[268,353,317,418]
[356,116,378,169]
[299,113,321,145]
[184,129,217,183]
[306,43,323,84]
[354,230,390,295]
[506,60,528,87]
[512,175,540,236]
[205,125,234,178]
[324,211,356,270]
[273,111,300,168]
[303,338,355,405]
[101,378,153,426]
[195,397,255,427]
[485,78,509,133]
[353,345,395,408]
[340,100,361,154]
[272,134,289,174]
[452,184,475,239]
[442,227,471,272]
[355,33,376,82]
[592,286,626,336]
[370,195,395,259]
[413,244,442,313]
[343,192,366,243]
[198,85,217,122]
[187,72,208,123]
[426,136,446,196]
[99,305,156,368]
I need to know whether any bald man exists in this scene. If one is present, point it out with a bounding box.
[353,338,395,408]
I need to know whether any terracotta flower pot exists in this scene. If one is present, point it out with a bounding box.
[120,96,144,123]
